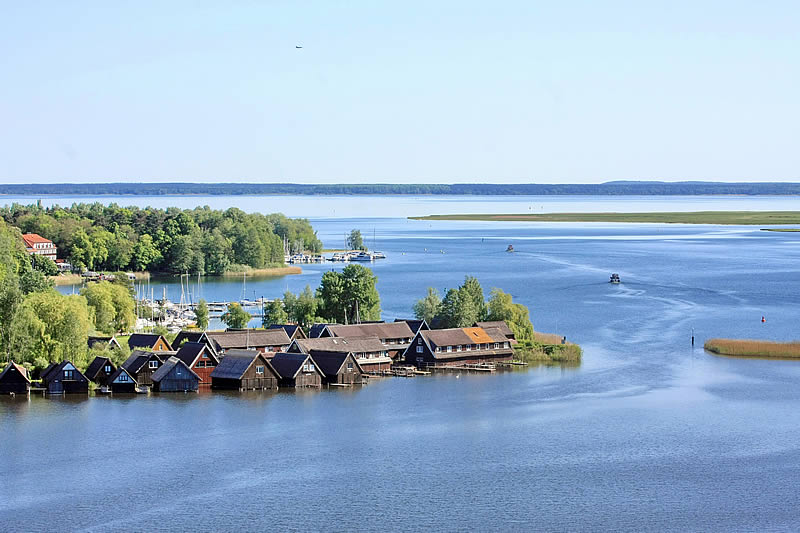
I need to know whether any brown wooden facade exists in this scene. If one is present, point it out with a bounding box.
[270,352,323,388]
[211,350,280,390]
[0,362,31,394]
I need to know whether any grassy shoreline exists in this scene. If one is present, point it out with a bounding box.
[704,338,800,359]
[220,265,302,277]
[513,332,582,364]
[410,211,800,225]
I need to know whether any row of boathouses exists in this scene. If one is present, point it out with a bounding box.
[0,319,518,396]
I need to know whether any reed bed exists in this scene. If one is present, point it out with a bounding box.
[704,338,800,359]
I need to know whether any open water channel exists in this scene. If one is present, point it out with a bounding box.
[3,195,800,531]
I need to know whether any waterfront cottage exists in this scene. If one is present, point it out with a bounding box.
[85,356,116,386]
[128,333,173,352]
[474,321,517,343]
[0,362,31,394]
[40,361,89,394]
[318,322,414,360]
[87,336,122,350]
[210,349,280,390]
[206,329,291,355]
[270,352,324,388]
[151,356,200,392]
[173,342,219,384]
[268,324,307,341]
[121,350,169,386]
[107,367,138,393]
[289,337,393,372]
[309,350,366,386]
[404,327,514,368]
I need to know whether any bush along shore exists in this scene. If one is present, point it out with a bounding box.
[704,338,800,359]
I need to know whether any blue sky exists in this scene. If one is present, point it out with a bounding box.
[1,1,798,184]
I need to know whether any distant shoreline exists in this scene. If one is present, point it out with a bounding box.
[410,211,800,225]
[3,181,800,197]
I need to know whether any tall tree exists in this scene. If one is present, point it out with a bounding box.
[194,299,209,330]
[346,229,365,251]
[486,288,534,341]
[221,302,251,330]
[316,264,380,323]
[262,299,288,328]
[413,287,442,325]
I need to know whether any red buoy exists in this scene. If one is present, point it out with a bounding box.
[762,316,766,323]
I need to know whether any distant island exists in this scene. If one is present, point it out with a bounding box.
[3,181,800,196]
[411,211,800,225]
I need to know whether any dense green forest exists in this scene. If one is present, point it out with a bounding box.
[2,181,800,196]
[0,203,322,274]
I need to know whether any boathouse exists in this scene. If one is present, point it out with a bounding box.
[128,333,173,352]
[173,342,219,384]
[0,362,31,394]
[404,326,514,368]
[206,329,291,355]
[289,337,392,372]
[309,350,366,386]
[40,361,89,394]
[85,356,116,386]
[88,336,122,350]
[210,349,280,390]
[268,324,307,342]
[270,352,323,388]
[107,367,138,393]
[151,356,200,392]
[121,350,169,386]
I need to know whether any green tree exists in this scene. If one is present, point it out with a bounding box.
[460,276,487,322]
[19,268,54,294]
[262,299,288,327]
[413,287,442,325]
[132,234,161,271]
[194,299,209,330]
[346,229,365,251]
[69,228,95,270]
[221,302,252,329]
[433,276,487,328]
[486,288,534,341]
[31,254,58,276]
[316,264,380,324]
[81,281,136,334]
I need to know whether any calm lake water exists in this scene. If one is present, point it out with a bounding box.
[4,195,800,531]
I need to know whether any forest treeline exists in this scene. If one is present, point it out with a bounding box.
[2,181,800,196]
[0,203,321,274]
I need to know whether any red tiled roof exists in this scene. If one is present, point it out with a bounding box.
[22,233,54,247]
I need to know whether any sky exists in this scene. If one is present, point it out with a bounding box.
[1,1,798,184]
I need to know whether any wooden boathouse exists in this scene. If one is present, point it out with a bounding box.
[40,361,90,394]
[309,350,366,386]
[173,342,218,384]
[85,356,116,386]
[128,333,173,352]
[0,362,31,395]
[404,326,514,368]
[107,367,138,394]
[151,357,200,392]
[270,352,324,388]
[210,349,280,390]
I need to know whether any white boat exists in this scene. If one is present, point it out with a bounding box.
[350,251,373,262]
[371,251,386,259]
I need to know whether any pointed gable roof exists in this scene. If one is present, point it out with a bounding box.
[291,336,386,354]
[210,350,279,380]
[85,356,113,381]
[268,324,307,340]
[128,333,172,351]
[108,366,138,385]
[323,322,413,341]
[151,356,200,383]
[206,329,291,351]
[270,352,321,379]
[174,342,218,367]
[308,350,364,376]
[122,350,162,374]
[0,362,31,384]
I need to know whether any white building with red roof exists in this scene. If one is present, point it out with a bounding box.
[21,233,57,261]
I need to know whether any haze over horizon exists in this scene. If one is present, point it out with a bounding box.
[2,1,798,185]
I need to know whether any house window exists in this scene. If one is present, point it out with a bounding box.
[119,373,128,382]
[417,338,422,345]
[149,361,158,369]
[466,345,471,351]
[416,346,423,353]
[176,368,182,375]
[504,342,509,348]
[494,343,500,349]
[256,366,264,375]
[347,362,353,372]
[202,352,208,359]
[105,365,111,373]
[446,346,452,353]
[197,361,205,368]
[435,346,441,353]
[457,345,462,352]
[64,370,74,379]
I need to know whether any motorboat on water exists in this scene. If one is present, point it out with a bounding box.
[609,273,621,284]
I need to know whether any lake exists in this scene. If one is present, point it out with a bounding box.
[3,195,800,531]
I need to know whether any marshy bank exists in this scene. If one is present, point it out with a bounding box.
[514,332,582,364]
[704,338,800,359]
